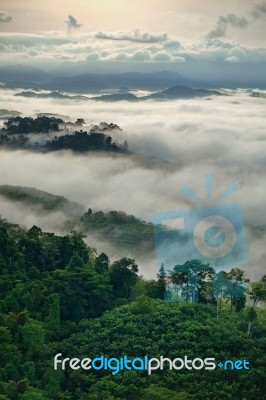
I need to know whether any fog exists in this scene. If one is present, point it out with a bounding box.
[0,88,266,279]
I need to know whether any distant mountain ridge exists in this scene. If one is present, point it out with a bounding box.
[0,65,210,92]
[14,85,223,102]
[15,91,88,100]
[0,64,47,83]
[146,85,222,99]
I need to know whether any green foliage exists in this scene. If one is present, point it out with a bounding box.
[109,258,138,299]
[131,296,152,314]
[141,386,194,400]
[94,253,109,275]
[46,294,60,336]
[0,221,265,399]
[2,116,63,134]
[78,210,155,254]
[0,185,81,213]
[62,300,266,400]
[20,388,45,400]
[19,321,45,355]
[46,131,123,152]
[0,116,127,153]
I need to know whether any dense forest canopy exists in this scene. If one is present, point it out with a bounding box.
[0,217,265,399]
[0,116,128,153]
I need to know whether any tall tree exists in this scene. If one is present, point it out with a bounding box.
[109,258,138,299]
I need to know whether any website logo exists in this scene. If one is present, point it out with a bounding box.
[54,354,250,375]
[153,173,248,300]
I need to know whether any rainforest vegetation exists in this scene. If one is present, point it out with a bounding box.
[0,217,265,400]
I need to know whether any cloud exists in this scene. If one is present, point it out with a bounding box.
[152,51,185,63]
[225,48,246,63]
[207,14,248,39]
[86,52,101,61]
[191,39,236,50]
[0,11,12,23]
[163,40,182,51]
[250,2,266,20]
[100,49,185,63]
[64,15,83,32]
[207,3,266,40]
[1,30,266,77]
[1,88,266,279]
[94,29,168,43]
[188,39,266,66]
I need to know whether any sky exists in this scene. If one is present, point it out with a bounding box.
[0,0,266,81]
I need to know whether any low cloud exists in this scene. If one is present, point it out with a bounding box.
[94,29,168,43]
[0,11,12,23]
[103,49,186,63]
[1,30,266,72]
[0,89,266,279]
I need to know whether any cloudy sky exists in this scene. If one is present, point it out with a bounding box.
[0,0,266,82]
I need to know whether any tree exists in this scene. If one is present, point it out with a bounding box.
[146,279,160,299]
[171,260,212,302]
[95,253,109,274]
[19,321,44,356]
[109,258,138,299]
[20,388,45,400]
[142,386,194,400]
[131,295,152,314]
[67,252,84,271]
[46,294,60,336]
[76,118,85,126]
[157,263,167,299]
[225,268,249,311]
[247,278,266,335]
[213,271,227,319]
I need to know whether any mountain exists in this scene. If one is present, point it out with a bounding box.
[89,85,222,102]
[92,93,139,102]
[72,71,207,90]
[15,90,89,100]
[41,76,110,93]
[0,66,210,92]
[146,85,222,100]
[0,64,47,83]
[249,90,266,99]
[14,87,221,102]
[0,185,158,255]
[73,209,155,253]
[0,185,83,216]
[0,109,21,119]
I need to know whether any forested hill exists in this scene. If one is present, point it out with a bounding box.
[0,185,83,216]
[0,185,157,255]
[0,219,265,399]
[0,116,128,153]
